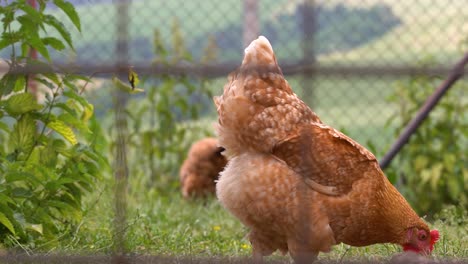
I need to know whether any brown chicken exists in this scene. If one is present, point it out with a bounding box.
[179,138,227,199]
[214,36,439,263]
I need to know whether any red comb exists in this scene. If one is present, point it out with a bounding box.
[429,229,440,251]
[430,229,440,244]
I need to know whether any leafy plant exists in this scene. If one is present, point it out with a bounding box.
[384,68,467,214]
[0,0,107,247]
[118,20,214,192]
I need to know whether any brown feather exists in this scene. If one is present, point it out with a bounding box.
[215,36,431,263]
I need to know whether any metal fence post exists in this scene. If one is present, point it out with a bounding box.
[113,0,130,260]
[301,0,316,107]
[243,0,259,47]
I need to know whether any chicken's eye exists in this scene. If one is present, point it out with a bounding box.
[418,233,427,240]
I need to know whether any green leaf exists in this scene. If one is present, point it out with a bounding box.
[52,139,68,154]
[0,211,15,235]
[25,223,43,235]
[53,0,81,32]
[47,200,81,220]
[11,187,32,198]
[13,76,26,92]
[47,120,77,145]
[0,193,15,206]
[5,171,39,184]
[0,122,10,133]
[413,155,428,172]
[81,103,93,122]
[17,14,37,34]
[429,163,443,190]
[43,14,74,50]
[29,207,56,233]
[58,112,88,132]
[39,145,58,167]
[1,7,15,29]
[0,38,10,51]
[9,114,37,154]
[35,77,56,90]
[0,74,17,97]
[443,154,456,172]
[19,3,42,24]
[27,145,42,165]
[4,92,43,116]
[112,76,145,94]
[45,177,76,192]
[43,73,61,85]
[447,178,461,201]
[26,32,50,61]
[54,102,76,116]
[42,37,66,51]
[62,90,91,108]
[0,31,23,48]
[38,1,47,12]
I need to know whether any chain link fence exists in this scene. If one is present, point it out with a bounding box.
[39,0,467,153]
[0,0,466,151]
[0,0,466,149]
[1,0,467,262]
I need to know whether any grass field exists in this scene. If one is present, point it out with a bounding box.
[22,178,465,262]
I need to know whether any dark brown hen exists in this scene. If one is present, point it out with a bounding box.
[180,138,227,199]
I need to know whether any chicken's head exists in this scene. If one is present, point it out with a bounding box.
[402,228,439,255]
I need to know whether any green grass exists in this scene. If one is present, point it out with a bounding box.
[46,183,250,256]
[27,177,466,263]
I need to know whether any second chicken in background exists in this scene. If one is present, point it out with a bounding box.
[180,138,227,199]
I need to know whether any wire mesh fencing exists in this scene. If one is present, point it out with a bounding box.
[0,0,467,262]
[3,0,466,151]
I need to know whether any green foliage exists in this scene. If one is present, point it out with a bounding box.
[120,21,214,191]
[384,68,467,214]
[0,0,107,248]
[0,0,80,61]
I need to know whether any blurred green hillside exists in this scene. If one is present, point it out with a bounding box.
[41,0,466,66]
[45,1,402,63]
